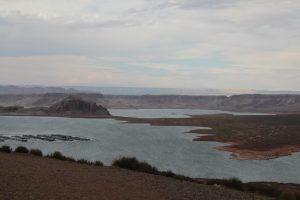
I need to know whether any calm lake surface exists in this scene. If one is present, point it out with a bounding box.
[110,109,273,118]
[0,109,298,183]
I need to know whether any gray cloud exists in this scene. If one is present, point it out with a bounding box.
[179,0,236,9]
[0,0,299,90]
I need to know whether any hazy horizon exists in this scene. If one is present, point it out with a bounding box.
[0,0,299,90]
[2,84,300,92]
[2,84,300,96]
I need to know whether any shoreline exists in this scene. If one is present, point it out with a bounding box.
[216,144,300,160]
[1,112,300,161]
[113,114,300,161]
[191,131,300,160]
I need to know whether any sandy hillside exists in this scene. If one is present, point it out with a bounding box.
[0,153,272,200]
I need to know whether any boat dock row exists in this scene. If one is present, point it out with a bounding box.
[0,134,91,142]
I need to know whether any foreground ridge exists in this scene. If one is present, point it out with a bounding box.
[0,152,272,200]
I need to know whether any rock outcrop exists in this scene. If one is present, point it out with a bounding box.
[0,106,24,112]
[48,96,110,116]
[0,96,110,118]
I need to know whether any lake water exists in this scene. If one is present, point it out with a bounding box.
[0,110,299,184]
[110,109,273,118]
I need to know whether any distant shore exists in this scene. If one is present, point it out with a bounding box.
[114,114,300,160]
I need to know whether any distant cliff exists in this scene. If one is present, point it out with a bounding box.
[0,93,300,113]
[0,85,79,94]
[99,94,300,113]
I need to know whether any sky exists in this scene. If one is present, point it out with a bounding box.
[0,0,299,90]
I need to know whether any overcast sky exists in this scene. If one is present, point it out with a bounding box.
[0,0,299,90]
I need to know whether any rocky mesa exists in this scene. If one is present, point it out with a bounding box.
[48,96,110,116]
[0,96,111,118]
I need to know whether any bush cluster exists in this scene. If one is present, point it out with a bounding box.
[112,157,192,182]
[113,157,159,175]
[0,145,12,153]
[49,151,67,160]
[29,149,43,156]
[48,151,103,166]
[14,146,29,154]
[77,159,92,165]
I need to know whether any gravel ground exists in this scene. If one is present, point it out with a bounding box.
[0,153,272,200]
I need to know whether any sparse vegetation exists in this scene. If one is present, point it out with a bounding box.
[112,157,192,182]
[0,145,12,153]
[206,178,300,200]
[49,151,67,160]
[112,157,159,175]
[14,146,29,154]
[48,152,102,166]
[94,161,104,166]
[246,182,280,197]
[29,149,43,156]
[223,178,245,191]
[77,159,92,165]
[65,156,76,162]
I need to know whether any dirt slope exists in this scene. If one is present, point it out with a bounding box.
[0,153,271,200]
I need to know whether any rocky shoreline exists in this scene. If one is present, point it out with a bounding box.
[115,114,300,160]
[213,144,300,160]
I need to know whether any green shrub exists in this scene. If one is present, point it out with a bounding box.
[94,161,104,166]
[159,170,176,178]
[65,157,76,162]
[112,157,159,175]
[0,145,12,153]
[277,192,296,200]
[246,182,280,197]
[14,146,29,154]
[77,159,93,165]
[172,174,193,182]
[222,178,245,191]
[29,149,43,156]
[50,151,67,160]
